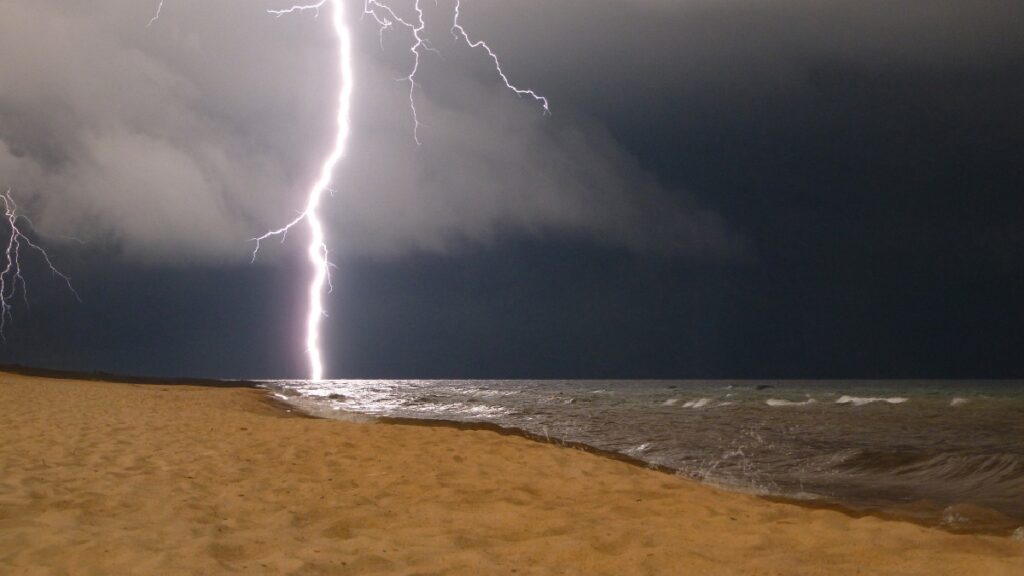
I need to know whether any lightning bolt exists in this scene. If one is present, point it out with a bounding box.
[150,0,547,380]
[451,0,550,114]
[252,0,353,383]
[260,0,546,381]
[0,189,81,340]
[361,0,435,145]
[147,0,165,28]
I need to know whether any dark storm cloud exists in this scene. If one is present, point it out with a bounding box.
[463,0,1024,114]
[0,0,745,262]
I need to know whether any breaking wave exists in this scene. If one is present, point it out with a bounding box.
[765,398,817,407]
[835,395,908,406]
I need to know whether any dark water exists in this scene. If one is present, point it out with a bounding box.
[260,379,1024,535]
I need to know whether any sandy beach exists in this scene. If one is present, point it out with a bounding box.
[0,371,1020,575]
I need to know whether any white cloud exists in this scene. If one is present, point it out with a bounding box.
[0,0,740,262]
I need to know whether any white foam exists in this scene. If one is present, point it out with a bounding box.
[835,395,908,406]
[627,442,653,456]
[1012,526,1024,542]
[662,398,679,406]
[683,398,711,408]
[950,397,970,407]
[766,398,817,407]
[941,506,967,528]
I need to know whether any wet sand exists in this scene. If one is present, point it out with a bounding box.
[1,371,1021,574]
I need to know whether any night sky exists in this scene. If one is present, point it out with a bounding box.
[1,0,1022,379]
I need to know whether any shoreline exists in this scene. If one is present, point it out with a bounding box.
[4,365,1019,538]
[375,416,1018,538]
[0,363,262,388]
[2,370,1021,574]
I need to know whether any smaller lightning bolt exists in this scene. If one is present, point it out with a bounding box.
[147,0,165,28]
[363,0,438,145]
[451,0,550,114]
[360,0,548,143]
[0,189,81,340]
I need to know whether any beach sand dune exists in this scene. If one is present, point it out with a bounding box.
[0,372,1021,574]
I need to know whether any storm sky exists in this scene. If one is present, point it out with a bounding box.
[1,0,1022,379]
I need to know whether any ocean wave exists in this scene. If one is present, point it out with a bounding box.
[626,442,653,456]
[662,398,679,406]
[832,450,1024,489]
[765,398,817,407]
[835,395,908,406]
[950,397,971,407]
[683,398,712,408]
[428,402,513,418]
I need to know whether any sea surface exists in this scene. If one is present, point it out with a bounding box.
[260,379,1024,535]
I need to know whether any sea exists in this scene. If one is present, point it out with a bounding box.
[259,379,1024,536]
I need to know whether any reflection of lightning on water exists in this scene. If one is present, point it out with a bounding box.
[0,189,81,340]
[152,0,547,380]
